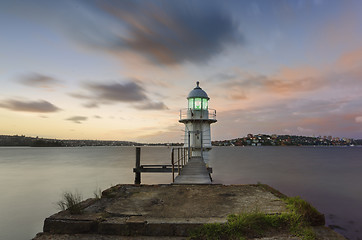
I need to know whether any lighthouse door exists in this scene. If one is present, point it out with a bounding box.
[194,130,201,148]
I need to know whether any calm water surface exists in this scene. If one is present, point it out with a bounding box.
[0,146,361,240]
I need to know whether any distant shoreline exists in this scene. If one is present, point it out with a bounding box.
[1,134,361,147]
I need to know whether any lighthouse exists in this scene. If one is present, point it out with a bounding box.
[179,82,217,166]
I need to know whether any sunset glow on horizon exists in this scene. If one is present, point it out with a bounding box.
[1,0,362,142]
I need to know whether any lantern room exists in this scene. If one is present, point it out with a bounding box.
[187,81,209,110]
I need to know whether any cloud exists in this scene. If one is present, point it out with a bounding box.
[208,72,237,83]
[66,116,88,124]
[296,113,362,136]
[297,126,314,133]
[52,1,242,65]
[264,76,322,94]
[105,1,241,64]
[290,99,349,116]
[337,47,362,70]
[333,47,362,85]
[214,66,325,100]
[68,92,90,100]
[230,92,248,100]
[220,46,362,101]
[0,99,61,113]
[253,66,324,95]
[69,80,147,103]
[135,101,169,110]
[18,72,61,90]
[70,79,168,110]
[355,116,362,123]
[86,81,147,102]
[82,102,99,108]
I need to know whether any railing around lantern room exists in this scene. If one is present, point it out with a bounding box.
[179,108,216,121]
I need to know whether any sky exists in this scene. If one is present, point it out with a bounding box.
[1,0,362,142]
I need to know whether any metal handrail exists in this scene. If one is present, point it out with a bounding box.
[179,108,217,120]
[171,147,189,182]
[208,108,216,119]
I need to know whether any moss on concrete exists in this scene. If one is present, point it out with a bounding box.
[189,196,324,240]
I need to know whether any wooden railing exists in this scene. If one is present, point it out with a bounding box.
[171,147,189,182]
[133,147,189,184]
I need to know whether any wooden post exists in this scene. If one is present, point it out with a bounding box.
[171,148,175,182]
[188,131,191,160]
[178,148,180,174]
[181,148,184,166]
[184,147,186,165]
[135,147,141,184]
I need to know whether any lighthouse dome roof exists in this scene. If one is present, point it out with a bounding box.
[187,81,209,99]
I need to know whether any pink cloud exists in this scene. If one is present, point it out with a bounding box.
[355,116,362,123]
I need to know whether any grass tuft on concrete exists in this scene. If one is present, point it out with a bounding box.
[284,196,323,225]
[93,187,102,199]
[56,191,83,215]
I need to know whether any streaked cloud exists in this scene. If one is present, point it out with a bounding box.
[333,47,362,85]
[18,72,62,90]
[13,0,241,66]
[213,46,362,103]
[296,113,362,135]
[94,1,241,65]
[82,102,99,109]
[135,101,169,110]
[70,80,147,103]
[66,116,88,124]
[0,99,61,113]
[211,66,324,102]
[290,99,349,116]
[355,116,362,123]
[230,92,248,100]
[70,79,168,111]
[68,93,90,100]
[297,126,314,134]
[265,76,323,95]
[86,81,147,102]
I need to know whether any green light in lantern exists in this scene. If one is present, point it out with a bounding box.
[202,98,208,110]
[195,98,201,110]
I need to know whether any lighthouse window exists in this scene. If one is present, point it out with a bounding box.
[188,98,194,109]
[194,98,201,109]
[202,98,208,110]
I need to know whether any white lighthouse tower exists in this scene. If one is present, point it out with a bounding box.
[179,82,217,166]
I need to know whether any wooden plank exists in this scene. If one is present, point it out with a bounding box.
[140,164,173,167]
[134,147,141,184]
[173,157,212,184]
[134,167,177,173]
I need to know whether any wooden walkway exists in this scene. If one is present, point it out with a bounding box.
[173,157,212,184]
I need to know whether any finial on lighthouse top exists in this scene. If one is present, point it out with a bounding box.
[187,81,209,99]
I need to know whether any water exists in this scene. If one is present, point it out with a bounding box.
[0,146,361,239]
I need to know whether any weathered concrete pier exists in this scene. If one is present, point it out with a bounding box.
[34,184,346,240]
